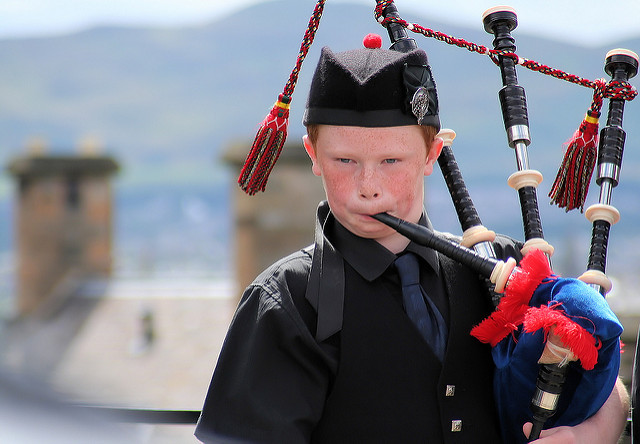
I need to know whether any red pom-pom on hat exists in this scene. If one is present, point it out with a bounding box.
[363,33,382,49]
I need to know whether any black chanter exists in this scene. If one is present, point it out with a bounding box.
[371,212,517,294]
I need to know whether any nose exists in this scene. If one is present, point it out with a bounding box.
[358,167,381,199]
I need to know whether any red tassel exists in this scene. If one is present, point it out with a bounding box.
[549,78,607,212]
[548,112,599,212]
[237,0,326,195]
[238,94,291,195]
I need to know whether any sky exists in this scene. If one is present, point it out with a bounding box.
[1,0,639,47]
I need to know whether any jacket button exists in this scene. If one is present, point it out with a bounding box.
[445,385,455,397]
[451,420,462,432]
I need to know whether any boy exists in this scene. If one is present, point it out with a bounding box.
[196,39,628,443]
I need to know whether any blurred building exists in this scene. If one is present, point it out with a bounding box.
[0,139,326,442]
[224,140,325,294]
[7,151,118,316]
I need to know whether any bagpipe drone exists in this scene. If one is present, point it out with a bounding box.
[235,0,638,442]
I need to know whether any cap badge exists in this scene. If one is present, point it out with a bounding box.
[403,63,438,126]
[410,87,430,125]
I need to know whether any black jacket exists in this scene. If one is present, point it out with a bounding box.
[195,202,521,443]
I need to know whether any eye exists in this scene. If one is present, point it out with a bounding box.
[338,158,352,164]
[384,159,398,164]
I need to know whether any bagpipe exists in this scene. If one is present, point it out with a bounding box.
[235,0,638,441]
[375,3,633,442]
[376,2,636,442]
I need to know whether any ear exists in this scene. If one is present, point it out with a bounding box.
[303,135,322,177]
[423,136,444,176]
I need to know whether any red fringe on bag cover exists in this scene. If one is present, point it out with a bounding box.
[471,247,608,371]
[524,304,600,370]
[470,249,552,346]
[548,79,607,212]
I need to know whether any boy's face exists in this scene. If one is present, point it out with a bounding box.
[303,125,443,252]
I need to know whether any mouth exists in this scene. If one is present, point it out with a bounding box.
[364,212,395,225]
[353,208,393,223]
[363,211,387,219]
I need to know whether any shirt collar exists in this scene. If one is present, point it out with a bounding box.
[328,211,440,281]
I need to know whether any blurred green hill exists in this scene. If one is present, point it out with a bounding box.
[0,0,639,278]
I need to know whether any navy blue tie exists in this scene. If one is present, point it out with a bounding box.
[395,253,447,361]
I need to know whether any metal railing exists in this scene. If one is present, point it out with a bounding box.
[83,407,201,424]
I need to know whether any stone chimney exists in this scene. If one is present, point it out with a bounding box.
[224,140,325,296]
[7,146,119,316]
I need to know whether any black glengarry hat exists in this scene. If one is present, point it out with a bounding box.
[238,0,440,196]
[303,42,440,130]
